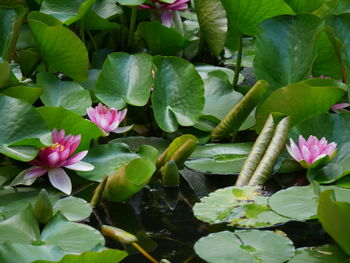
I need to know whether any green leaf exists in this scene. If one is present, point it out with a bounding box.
[0,58,10,88]
[194,230,294,263]
[288,244,349,263]
[18,48,41,77]
[193,186,289,227]
[190,142,253,158]
[0,243,64,263]
[53,196,92,221]
[0,2,26,60]
[211,80,268,140]
[289,113,350,183]
[318,189,350,255]
[104,158,156,202]
[202,73,243,120]
[312,31,342,80]
[255,79,345,132]
[152,56,205,132]
[84,9,120,31]
[185,156,246,174]
[254,14,324,91]
[1,85,43,104]
[41,213,105,253]
[33,249,128,263]
[38,72,92,115]
[0,205,40,245]
[37,106,103,151]
[194,0,227,56]
[95,52,152,109]
[284,0,326,13]
[116,0,145,5]
[110,136,169,152]
[0,95,51,161]
[326,13,350,83]
[77,143,140,182]
[136,22,189,55]
[195,64,239,84]
[0,187,59,221]
[221,0,294,36]
[40,0,97,25]
[28,11,89,82]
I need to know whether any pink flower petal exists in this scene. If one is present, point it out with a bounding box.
[61,150,88,166]
[24,167,48,179]
[47,152,60,167]
[332,103,350,110]
[301,145,312,164]
[48,168,72,195]
[161,10,173,27]
[64,161,95,171]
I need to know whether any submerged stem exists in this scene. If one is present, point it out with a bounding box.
[128,7,138,47]
[233,32,243,88]
[131,242,159,263]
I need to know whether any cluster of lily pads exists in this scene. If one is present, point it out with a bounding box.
[2,0,350,262]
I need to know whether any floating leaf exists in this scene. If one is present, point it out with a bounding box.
[255,79,346,132]
[288,244,349,263]
[28,12,88,82]
[136,22,189,55]
[77,143,140,182]
[194,0,227,56]
[221,0,294,36]
[193,186,289,227]
[38,72,92,115]
[95,52,153,109]
[1,85,43,104]
[284,0,326,13]
[152,56,205,132]
[40,0,97,25]
[254,14,324,91]
[53,196,92,221]
[318,189,350,255]
[0,95,51,161]
[41,213,105,253]
[0,2,26,60]
[195,230,294,263]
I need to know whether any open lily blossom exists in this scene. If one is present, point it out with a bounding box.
[23,129,94,195]
[286,135,337,169]
[87,103,131,136]
[140,0,190,27]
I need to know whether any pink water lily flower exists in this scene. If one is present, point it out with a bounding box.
[287,135,337,169]
[332,103,350,111]
[87,103,130,136]
[140,0,190,27]
[24,129,94,195]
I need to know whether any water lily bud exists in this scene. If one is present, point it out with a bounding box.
[34,189,53,224]
[101,225,138,244]
[161,160,179,187]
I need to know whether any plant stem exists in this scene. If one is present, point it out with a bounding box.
[127,7,138,48]
[87,30,98,51]
[233,32,243,88]
[131,242,159,263]
[80,19,85,44]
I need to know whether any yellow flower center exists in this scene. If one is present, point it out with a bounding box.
[49,143,65,151]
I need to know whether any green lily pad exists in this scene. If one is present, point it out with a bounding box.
[38,72,92,115]
[53,196,92,221]
[41,213,105,253]
[195,230,295,263]
[33,249,128,263]
[193,186,289,227]
[77,143,140,182]
[288,244,349,263]
[185,156,246,174]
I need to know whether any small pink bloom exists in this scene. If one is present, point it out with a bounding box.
[331,103,350,111]
[24,129,94,194]
[140,0,190,27]
[286,135,337,168]
[87,103,128,136]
